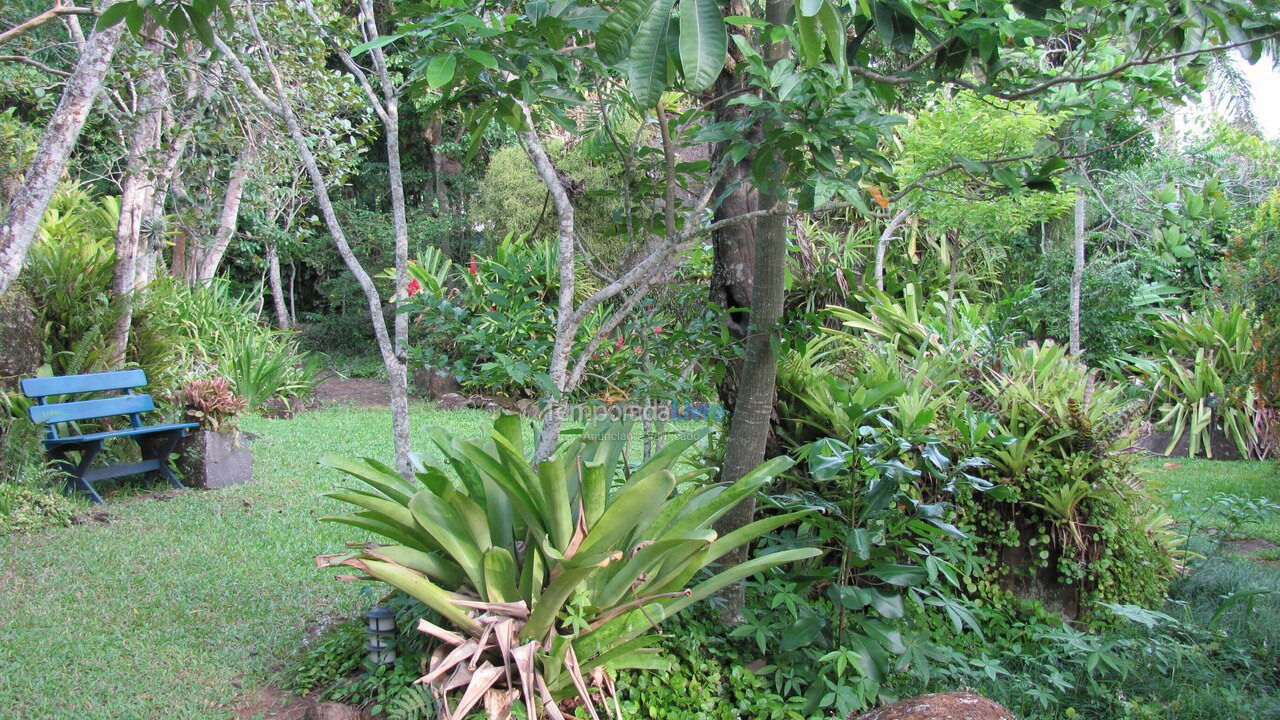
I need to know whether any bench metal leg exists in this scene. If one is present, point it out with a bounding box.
[137,432,185,491]
[50,444,104,505]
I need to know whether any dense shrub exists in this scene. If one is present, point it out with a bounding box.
[778,287,1175,620]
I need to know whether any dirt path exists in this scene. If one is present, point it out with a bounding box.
[310,371,390,409]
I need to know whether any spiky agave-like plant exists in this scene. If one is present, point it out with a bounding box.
[318,416,817,720]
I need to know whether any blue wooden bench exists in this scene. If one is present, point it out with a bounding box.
[21,370,200,504]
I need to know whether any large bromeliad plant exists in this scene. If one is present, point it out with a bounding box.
[318,416,817,719]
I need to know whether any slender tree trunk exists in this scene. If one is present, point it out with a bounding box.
[522,121,578,462]
[874,209,910,292]
[267,243,290,331]
[215,10,412,475]
[1069,185,1085,356]
[0,11,125,296]
[135,63,220,285]
[194,139,254,282]
[361,0,414,480]
[715,0,791,623]
[108,31,166,364]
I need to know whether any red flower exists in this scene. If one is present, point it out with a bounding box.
[634,347,642,355]
[614,336,624,350]
[653,326,662,336]
[406,278,421,297]
[469,258,478,277]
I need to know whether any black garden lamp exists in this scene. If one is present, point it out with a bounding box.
[364,605,397,666]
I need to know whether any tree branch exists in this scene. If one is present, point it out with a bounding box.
[0,3,94,47]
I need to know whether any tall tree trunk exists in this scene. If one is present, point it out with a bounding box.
[266,242,290,331]
[523,121,578,462]
[362,0,414,480]
[108,31,167,365]
[0,11,125,296]
[707,0,759,431]
[714,0,791,623]
[1069,186,1085,356]
[135,62,220,286]
[193,139,254,282]
[215,9,413,475]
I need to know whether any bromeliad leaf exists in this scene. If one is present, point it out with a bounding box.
[320,416,812,719]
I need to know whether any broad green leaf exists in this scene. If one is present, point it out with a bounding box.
[577,470,676,559]
[797,0,824,16]
[426,54,457,89]
[350,34,400,56]
[626,0,676,107]
[538,460,574,552]
[817,1,847,74]
[678,0,727,93]
[664,547,822,615]
[597,0,655,64]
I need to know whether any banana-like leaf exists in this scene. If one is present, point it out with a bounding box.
[677,0,726,92]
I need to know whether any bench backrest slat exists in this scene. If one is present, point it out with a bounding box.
[28,394,155,426]
[21,370,148,398]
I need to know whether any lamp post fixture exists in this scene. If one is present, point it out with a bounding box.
[364,605,397,666]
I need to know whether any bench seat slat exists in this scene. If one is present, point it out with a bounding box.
[42,422,199,447]
[29,394,155,425]
[83,459,163,483]
[20,369,147,398]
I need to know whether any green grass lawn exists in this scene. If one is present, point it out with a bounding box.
[0,406,499,720]
[1140,457,1280,551]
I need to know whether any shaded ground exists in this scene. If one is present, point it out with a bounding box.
[311,371,389,409]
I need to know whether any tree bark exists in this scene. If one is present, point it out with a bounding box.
[108,29,167,365]
[714,0,791,623]
[266,242,290,331]
[359,0,414,480]
[0,9,125,296]
[135,58,221,286]
[193,139,254,282]
[1069,184,1085,356]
